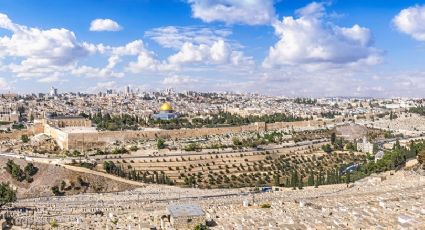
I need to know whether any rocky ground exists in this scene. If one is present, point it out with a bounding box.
[2,166,425,229]
[0,157,137,199]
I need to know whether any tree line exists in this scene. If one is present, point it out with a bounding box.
[103,161,175,185]
[82,111,306,131]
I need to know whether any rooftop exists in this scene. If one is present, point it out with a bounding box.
[167,204,204,218]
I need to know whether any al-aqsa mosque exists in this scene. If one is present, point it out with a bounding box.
[154,102,178,120]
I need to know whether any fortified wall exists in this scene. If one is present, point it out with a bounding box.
[66,120,326,151]
[0,129,33,140]
[0,119,328,151]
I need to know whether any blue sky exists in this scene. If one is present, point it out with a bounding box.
[1,0,425,97]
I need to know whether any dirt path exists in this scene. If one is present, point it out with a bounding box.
[59,164,145,187]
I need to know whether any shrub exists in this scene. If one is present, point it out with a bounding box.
[260,203,271,208]
[21,135,30,143]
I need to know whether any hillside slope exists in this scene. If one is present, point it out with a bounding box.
[0,157,137,199]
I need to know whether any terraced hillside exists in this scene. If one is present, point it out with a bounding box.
[97,142,366,188]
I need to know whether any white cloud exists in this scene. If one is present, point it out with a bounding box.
[90,19,122,32]
[393,5,425,41]
[263,2,381,68]
[168,39,252,66]
[187,0,275,25]
[145,26,232,49]
[85,81,118,93]
[37,75,64,83]
[108,40,172,73]
[71,40,152,77]
[146,26,252,68]
[127,52,163,72]
[162,75,199,85]
[71,65,124,78]
[0,77,9,89]
[96,81,116,89]
[0,13,95,78]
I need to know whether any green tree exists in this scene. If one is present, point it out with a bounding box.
[417,150,425,167]
[273,175,280,186]
[24,163,38,176]
[346,173,351,184]
[307,172,315,186]
[60,181,66,191]
[156,139,166,149]
[51,186,62,196]
[21,134,30,143]
[314,175,320,188]
[291,171,298,190]
[331,133,336,145]
[321,144,332,154]
[0,182,16,208]
[5,160,25,181]
[129,145,139,152]
[50,219,58,228]
[194,224,208,230]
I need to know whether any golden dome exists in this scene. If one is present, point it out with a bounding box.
[159,102,173,111]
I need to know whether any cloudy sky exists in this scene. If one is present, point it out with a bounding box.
[1,0,425,97]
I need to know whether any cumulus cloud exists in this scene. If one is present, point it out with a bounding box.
[146,26,251,67]
[0,13,96,78]
[90,19,122,32]
[127,52,164,72]
[263,2,381,68]
[108,40,174,73]
[73,40,155,77]
[187,0,275,25]
[162,75,199,85]
[145,26,232,49]
[168,39,252,66]
[393,5,425,41]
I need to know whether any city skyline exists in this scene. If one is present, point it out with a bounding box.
[0,0,425,97]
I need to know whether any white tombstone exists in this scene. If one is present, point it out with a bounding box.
[243,199,249,207]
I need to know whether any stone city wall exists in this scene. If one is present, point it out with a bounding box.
[65,120,326,151]
[43,124,69,149]
[0,129,33,140]
[1,119,328,150]
[66,122,266,151]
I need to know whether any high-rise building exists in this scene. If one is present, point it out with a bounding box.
[49,87,58,97]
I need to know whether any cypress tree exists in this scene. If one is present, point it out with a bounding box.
[314,174,319,188]
[307,172,314,186]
